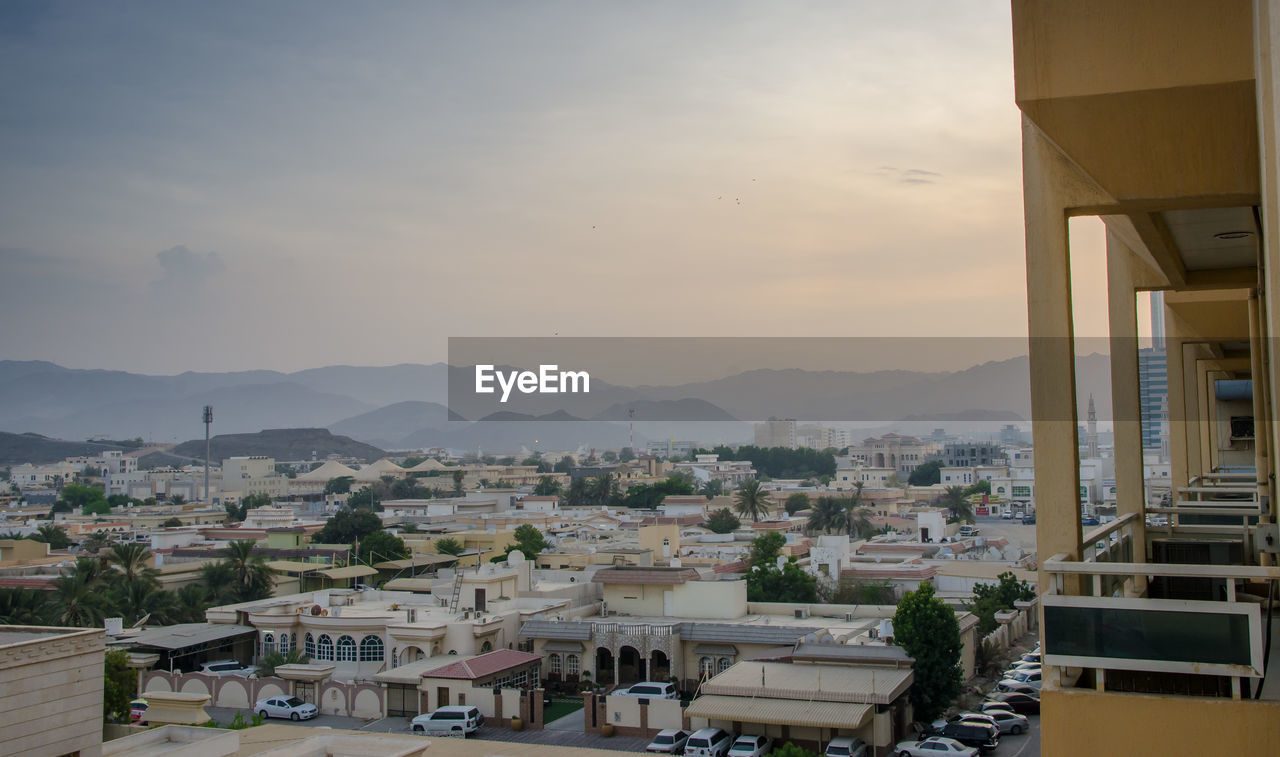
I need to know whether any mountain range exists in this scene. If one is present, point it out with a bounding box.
[0,355,1114,455]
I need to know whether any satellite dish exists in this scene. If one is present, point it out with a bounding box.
[508,551,526,567]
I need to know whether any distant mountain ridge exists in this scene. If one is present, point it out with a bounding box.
[169,428,386,463]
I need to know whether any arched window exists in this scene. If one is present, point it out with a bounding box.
[699,656,713,678]
[262,633,275,656]
[337,635,357,662]
[548,654,562,675]
[717,657,732,674]
[566,654,580,676]
[480,640,493,653]
[304,633,315,658]
[317,634,334,661]
[359,636,384,662]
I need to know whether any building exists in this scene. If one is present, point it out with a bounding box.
[753,418,797,449]
[645,440,699,459]
[846,434,938,476]
[1139,346,1170,451]
[1013,2,1280,753]
[930,441,1004,468]
[0,625,106,757]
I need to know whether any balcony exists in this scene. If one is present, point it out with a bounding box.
[1043,476,1280,700]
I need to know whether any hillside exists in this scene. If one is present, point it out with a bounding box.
[169,428,385,463]
[0,431,127,466]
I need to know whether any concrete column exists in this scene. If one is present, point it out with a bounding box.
[1021,117,1107,592]
[1104,233,1148,572]
[1249,296,1273,560]
[1167,336,1191,491]
[1255,0,1280,520]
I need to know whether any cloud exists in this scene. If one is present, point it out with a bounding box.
[151,245,224,289]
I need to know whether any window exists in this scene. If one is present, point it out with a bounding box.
[337,635,356,662]
[480,640,493,653]
[317,634,334,661]
[359,635,384,662]
[548,654,562,675]
[699,656,713,677]
[304,633,315,658]
[566,654,580,676]
[717,657,732,674]
[262,633,275,656]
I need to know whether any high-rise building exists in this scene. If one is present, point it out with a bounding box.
[1014,2,1280,753]
[753,418,796,449]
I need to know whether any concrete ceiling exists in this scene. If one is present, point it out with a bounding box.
[1163,207,1259,271]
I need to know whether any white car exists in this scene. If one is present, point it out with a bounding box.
[410,705,484,736]
[201,660,256,677]
[727,734,772,757]
[931,713,998,732]
[998,669,1043,691]
[979,701,1017,716]
[1020,652,1041,664]
[685,728,734,757]
[984,709,1030,735]
[255,696,318,721]
[824,736,869,757]
[893,737,977,757]
[617,681,679,700]
[647,729,691,754]
[1006,660,1040,673]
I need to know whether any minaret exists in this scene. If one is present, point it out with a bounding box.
[1086,394,1099,458]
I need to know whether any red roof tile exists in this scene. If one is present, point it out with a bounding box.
[422,650,542,680]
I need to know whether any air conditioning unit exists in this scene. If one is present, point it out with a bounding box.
[794,608,810,619]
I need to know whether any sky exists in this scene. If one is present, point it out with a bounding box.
[0,1,1113,375]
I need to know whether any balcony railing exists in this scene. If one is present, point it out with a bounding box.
[591,622,676,637]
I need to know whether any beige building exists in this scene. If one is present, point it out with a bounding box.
[0,625,106,757]
[1013,2,1280,754]
[754,418,797,449]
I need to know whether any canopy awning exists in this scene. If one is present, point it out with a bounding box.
[685,695,872,730]
[265,560,324,574]
[374,554,458,570]
[693,644,738,656]
[541,640,585,653]
[383,578,438,592]
[111,623,256,652]
[318,565,379,580]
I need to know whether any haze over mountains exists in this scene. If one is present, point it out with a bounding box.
[0,356,1114,453]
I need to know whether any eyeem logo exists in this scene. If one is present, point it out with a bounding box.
[475,364,591,403]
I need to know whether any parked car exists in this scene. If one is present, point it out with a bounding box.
[984,692,1040,715]
[978,701,1017,716]
[647,729,691,754]
[1021,514,1036,525]
[824,736,869,757]
[254,696,318,721]
[684,728,734,757]
[893,736,977,757]
[958,525,980,537]
[1000,510,1013,519]
[617,681,679,700]
[937,723,999,754]
[727,734,771,757]
[129,698,148,724]
[1004,661,1040,675]
[410,705,484,736]
[998,669,1043,692]
[937,713,998,731]
[200,660,256,677]
[1081,516,1101,526]
[1020,652,1041,664]
[995,681,1041,697]
[984,709,1030,735]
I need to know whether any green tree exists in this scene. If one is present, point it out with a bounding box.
[451,469,465,494]
[0,587,53,624]
[806,497,848,534]
[161,517,184,528]
[892,583,963,722]
[942,486,974,523]
[347,486,381,510]
[222,540,275,602]
[83,499,112,516]
[82,531,115,554]
[256,647,309,677]
[114,579,178,626]
[507,524,549,559]
[50,572,109,626]
[401,456,425,469]
[747,531,787,567]
[566,477,590,507]
[32,524,71,549]
[907,460,943,486]
[107,542,158,585]
[103,649,135,722]
[106,494,132,509]
[176,583,214,623]
[59,483,108,512]
[241,493,273,509]
[553,458,573,474]
[964,479,992,497]
[621,478,695,508]
[784,493,810,515]
[699,479,725,499]
[324,476,356,495]
[533,476,562,497]
[601,450,618,463]
[358,530,408,563]
[705,508,741,534]
[733,479,773,522]
[590,473,621,507]
[312,508,383,544]
[618,447,635,462]
[767,743,818,757]
[746,557,817,603]
[224,502,249,522]
[168,494,187,506]
[434,537,464,556]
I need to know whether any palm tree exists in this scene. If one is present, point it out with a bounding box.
[168,494,187,506]
[176,583,213,623]
[107,542,158,585]
[198,561,238,606]
[846,506,877,540]
[68,555,108,584]
[0,587,54,625]
[733,479,773,523]
[566,477,590,507]
[257,647,309,677]
[115,579,178,625]
[34,524,72,549]
[807,497,848,534]
[591,474,619,507]
[49,573,108,626]
[434,537,464,556]
[943,486,974,523]
[222,540,276,602]
[82,531,115,554]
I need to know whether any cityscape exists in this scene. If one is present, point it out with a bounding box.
[0,2,1275,757]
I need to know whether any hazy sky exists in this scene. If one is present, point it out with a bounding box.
[0,1,1112,375]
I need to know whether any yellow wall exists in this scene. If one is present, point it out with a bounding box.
[639,524,681,564]
[1041,688,1280,757]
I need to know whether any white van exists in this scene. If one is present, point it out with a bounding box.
[410,705,484,736]
[685,727,733,757]
[616,681,678,700]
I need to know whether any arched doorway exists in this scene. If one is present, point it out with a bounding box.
[619,645,643,683]
[649,650,670,682]
[595,647,614,685]
[398,645,425,667]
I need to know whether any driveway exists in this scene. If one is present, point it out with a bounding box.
[205,706,371,731]
[362,717,651,752]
